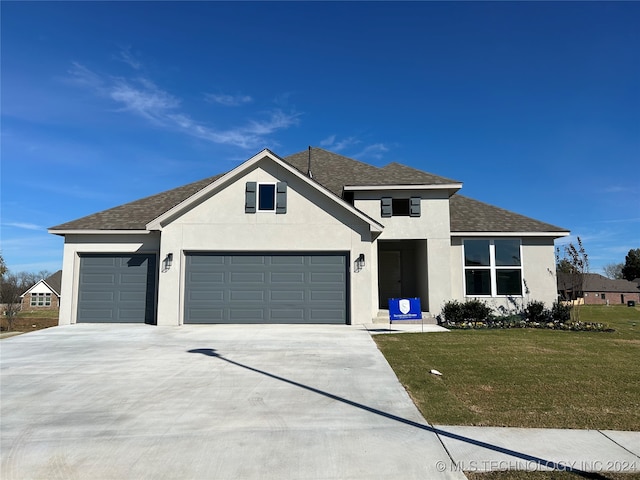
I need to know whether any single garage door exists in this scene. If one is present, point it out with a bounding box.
[77,254,157,323]
[184,253,348,324]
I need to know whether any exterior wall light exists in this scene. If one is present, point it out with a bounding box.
[355,253,365,271]
[163,253,173,271]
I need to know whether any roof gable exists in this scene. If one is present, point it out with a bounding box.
[20,270,63,297]
[145,149,383,232]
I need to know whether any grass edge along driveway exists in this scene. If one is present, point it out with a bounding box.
[374,306,640,431]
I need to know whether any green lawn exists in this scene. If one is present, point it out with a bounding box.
[374,306,640,431]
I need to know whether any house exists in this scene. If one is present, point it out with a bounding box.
[20,270,62,311]
[558,272,640,305]
[49,148,569,326]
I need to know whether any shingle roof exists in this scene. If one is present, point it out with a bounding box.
[50,147,567,235]
[51,174,223,230]
[449,195,566,233]
[44,270,62,295]
[558,273,640,293]
[284,148,459,195]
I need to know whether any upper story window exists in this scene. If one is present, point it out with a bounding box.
[381,197,421,218]
[464,239,523,296]
[245,181,287,214]
[258,183,276,211]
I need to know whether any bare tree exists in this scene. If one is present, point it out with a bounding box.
[0,266,52,332]
[556,237,589,322]
[603,262,624,280]
[0,273,24,331]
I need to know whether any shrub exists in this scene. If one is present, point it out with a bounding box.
[551,301,571,322]
[462,299,492,323]
[441,300,464,324]
[441,299,492,325]
[524,300,552,324]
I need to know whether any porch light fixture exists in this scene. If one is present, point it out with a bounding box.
[356,253,365,270]
[163,253,173,271]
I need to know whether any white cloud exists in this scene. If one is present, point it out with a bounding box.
[319,135,359,152]
[204,93,253,106]
[354,143,389,160]
[109,78,180,123]
[66,61,299,150]
[115,47,141,70]
[2,222,43,231]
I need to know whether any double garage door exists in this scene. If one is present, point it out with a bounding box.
[184,253,348,324]
[77,253,348,324]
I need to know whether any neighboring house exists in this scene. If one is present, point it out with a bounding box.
[49,148,569,326]
[558,272,640,305]
[20,270,62,311]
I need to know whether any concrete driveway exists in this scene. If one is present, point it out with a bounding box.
[1,325,464,480]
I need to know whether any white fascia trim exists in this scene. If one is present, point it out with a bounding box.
[20,279,45,297]
[452,231,571,237]
[344,183,463,191]
[48,229,151,236]
[146,148,384,233]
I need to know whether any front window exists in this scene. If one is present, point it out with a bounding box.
[464,239,522,296]
[258,184,275,211]
[30,292,51,307]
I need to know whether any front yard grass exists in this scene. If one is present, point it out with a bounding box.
[374,306,640,431]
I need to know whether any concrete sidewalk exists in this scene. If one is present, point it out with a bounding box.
[433,425,640,474]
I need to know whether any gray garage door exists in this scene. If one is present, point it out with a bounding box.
[184,253,348,324]
[77,254,157,323]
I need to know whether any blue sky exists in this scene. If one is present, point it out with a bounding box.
[2,1,638,275]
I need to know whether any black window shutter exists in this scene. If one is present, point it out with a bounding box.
[410,197,421,217]
[381,197,392,217]
[276,182,287,214]
[245,182,257,213]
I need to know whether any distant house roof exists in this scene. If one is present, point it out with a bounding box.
[20,270,63,297]
[49,147,568,235]
[558,273,640,294]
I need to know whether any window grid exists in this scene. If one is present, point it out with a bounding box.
[463,239,523,297]
[30,292,52,307]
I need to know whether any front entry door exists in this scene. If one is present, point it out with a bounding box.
[379,250,402,308]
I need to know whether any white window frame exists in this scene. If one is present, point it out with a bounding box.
[257,182,276,212]
[463,239,524,297]
[30,292,52,307]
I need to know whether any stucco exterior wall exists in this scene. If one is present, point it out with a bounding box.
[58,233,160,325]
[355,190,452,313]
[449,236,559,314]
[353,190,451,240]
[156,159,376,326]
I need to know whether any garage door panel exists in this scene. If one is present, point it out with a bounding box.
[270,291,305,301]
[81,256,117,267]
[82,273,116,285]
[229,309,265,320]
[230,290,264,301]
[77,254,156,324]
[231,272,264,283]
[184,253,347,324]
[230,256,266,265]
[271,256,305,265]
[271,272,305,283]
[310,272,345,283]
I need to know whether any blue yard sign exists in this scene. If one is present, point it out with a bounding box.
[388,297,421,321]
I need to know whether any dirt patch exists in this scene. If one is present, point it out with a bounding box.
[0,316,58,333]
